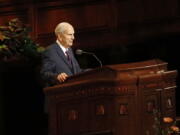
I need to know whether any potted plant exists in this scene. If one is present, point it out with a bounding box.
[0,19,46,133]
[0,18,44,65]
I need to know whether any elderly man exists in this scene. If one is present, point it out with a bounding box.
[40,22,82,86]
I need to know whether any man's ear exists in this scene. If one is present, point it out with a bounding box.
[57,34,62,41]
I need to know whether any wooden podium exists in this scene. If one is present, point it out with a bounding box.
[44,59,177,135]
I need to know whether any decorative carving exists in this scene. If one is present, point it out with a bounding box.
[119,104,128,115]
[147,100,155,113]
[96,104,105,115]
[54,85,135,101]
[68,110,78,120]
[166,98,173,109]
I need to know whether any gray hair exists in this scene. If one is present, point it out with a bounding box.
[54,22,73,36]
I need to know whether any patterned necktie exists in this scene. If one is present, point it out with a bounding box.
[65,49,72,67]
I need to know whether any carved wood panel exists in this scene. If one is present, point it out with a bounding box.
[0,5,29,25]
[0,0,180,48]
[35,0,111,47]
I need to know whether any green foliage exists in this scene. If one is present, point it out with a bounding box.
[153,109,180,135]
[0,18,44,62]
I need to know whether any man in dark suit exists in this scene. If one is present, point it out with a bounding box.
[40,22,82,86]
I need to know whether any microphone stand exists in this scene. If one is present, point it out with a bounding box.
[92,54,102,68]
[82,51,103,68]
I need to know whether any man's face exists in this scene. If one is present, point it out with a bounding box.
[58,26,75,48]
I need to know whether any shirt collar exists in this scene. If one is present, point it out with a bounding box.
[56,40,68,53]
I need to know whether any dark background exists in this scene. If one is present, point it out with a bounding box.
[1,0,180,135]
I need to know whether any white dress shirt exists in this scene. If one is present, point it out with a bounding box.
[56,40,69,56]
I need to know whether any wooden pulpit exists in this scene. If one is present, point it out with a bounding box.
[44,59,177,135]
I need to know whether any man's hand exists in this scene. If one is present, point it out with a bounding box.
[57,73,68,83]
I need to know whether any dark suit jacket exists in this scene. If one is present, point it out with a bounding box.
[40,42,82,86]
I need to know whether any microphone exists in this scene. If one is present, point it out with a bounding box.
[76,49,102,67]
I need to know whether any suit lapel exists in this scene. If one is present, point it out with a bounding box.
[55,44,74,72]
